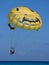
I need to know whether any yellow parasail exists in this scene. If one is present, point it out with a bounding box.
[8,6,42,30]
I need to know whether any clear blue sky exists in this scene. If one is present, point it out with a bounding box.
[0,0,49,61]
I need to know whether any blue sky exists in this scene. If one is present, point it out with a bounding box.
[0,0,49,61]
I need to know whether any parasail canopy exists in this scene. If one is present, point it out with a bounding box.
[8,6,42,30]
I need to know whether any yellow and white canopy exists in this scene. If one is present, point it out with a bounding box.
[8,6,42,30]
